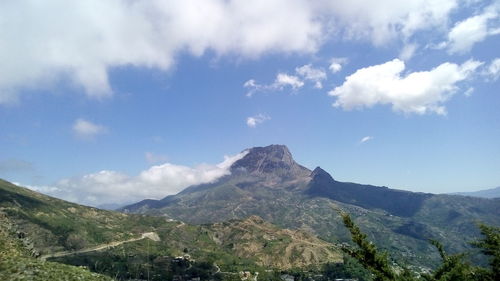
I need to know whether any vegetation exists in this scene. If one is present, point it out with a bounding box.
[121,146,500,268]
[1,179,343,280]
[0,211,113,281]
[341,212,500,281]
[2,177,499,280]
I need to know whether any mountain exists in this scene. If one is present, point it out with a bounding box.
[451,186,500,199]
[306,166,432,217]
[0,179,341,280]
[122,144,500,268]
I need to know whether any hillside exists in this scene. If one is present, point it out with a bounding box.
[122,144,500,268]
[0,179,341,280]
[0,179,165,255]
[0,209,113,281]
[208,215,341,269]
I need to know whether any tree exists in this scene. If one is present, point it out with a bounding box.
[340,213,400,281]
[471,224,500,281]
[420,240,482,281]
[340,212,500,281]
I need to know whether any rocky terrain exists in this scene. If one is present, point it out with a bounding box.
[122,144,500,268]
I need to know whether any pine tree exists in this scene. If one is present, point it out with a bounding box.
[340,213,401,281]
[471,224,500,280]
[340,212,500,281]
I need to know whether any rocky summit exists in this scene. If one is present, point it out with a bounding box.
[230,144,311,179]
[121,144,500,268]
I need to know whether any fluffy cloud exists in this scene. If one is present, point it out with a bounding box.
[28,151,248,207]
[0,0,321,104]
[0,0,464,104]
[329,58,349,73]
[446,3,500,54]
[295,64,327,88]
[246,114,270,128]
[274,74,304,90]
[329,58,482,115]
[72,118,107,140]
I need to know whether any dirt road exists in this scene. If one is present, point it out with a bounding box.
[40,232,160,261]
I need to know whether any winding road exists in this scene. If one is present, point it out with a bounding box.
[40,232,160,261]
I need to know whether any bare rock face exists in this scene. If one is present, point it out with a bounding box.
[230,145,310,179]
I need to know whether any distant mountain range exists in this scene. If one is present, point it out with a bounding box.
[122,144,500,268]
[451,186,500,199]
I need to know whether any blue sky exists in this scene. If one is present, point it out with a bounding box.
[1,0,499,206]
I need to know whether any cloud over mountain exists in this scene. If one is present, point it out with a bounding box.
[28,150,248,206]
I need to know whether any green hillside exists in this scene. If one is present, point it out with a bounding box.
[0,179,342,280]
[0,179,166,255]
[0,208,113,281]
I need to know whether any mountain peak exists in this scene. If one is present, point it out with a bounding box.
[310,166,335,183]
[230,144,309,177]
[311,166,333,180]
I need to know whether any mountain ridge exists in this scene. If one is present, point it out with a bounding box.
[120,144,500,268]
[451,186,500,199]
[122,145,434,218]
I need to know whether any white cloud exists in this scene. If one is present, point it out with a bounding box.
[329,63,342,73]
[246,114,270,128]
[0,0,465,104]
[320,0,458,45]
[244,73,304,97]
[274,73,304,90]
[295,64,327,88]
[0,0,321,104]
[245,63,330,96]
[27,151,248,206]
[487,58,500,80]
[72,118,107,140]
[360,136,374,143]
[329,57,348,73]
[329,58,483,115]
[446,3,500,54]
[243,79,262,97]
